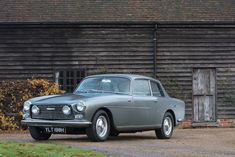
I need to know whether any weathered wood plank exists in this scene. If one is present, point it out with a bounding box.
[157,25,235,119]
[0,24,155,82]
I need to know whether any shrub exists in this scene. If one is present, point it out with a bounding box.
[0,79,64,131]
[0,109,18,131]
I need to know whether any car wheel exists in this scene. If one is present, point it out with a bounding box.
[29,126,52,140]
[155,112,174,139]
[86,110,110,142]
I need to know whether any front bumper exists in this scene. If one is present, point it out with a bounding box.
[21,119,92,128]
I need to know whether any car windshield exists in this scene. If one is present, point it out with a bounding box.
[74,76,131,95]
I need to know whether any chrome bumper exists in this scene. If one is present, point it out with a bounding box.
[177,118,183,122]
[21,119,91,128]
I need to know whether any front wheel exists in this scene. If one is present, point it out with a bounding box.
[86,110,110,142]
[155,112,174,139]
[29,126,51,140]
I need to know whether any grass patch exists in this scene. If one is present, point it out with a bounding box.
[0,141,108,157]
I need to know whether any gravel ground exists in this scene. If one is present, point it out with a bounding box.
[0,128,235,157]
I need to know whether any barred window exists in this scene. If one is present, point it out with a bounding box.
[55,70,86,93]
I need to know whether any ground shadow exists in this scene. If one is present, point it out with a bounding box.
[35,133,157,143]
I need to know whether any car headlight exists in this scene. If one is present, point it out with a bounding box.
[23,101,32,111]
[62,105,71,115]
[31,105,40,115]
[76,101,86,112]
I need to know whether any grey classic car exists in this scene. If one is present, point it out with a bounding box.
[21,74,185,142]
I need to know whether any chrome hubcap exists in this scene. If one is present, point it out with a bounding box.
[96,115,108,138]
[163,117,172,136]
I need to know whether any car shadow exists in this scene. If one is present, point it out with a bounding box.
[109,135,156,141]
[38,134,157,143]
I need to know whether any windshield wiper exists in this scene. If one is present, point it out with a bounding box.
[87,89,103,93]
[75,90,88,93]
[76,89,126,94]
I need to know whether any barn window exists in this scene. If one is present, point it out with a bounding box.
[55,70,86,93]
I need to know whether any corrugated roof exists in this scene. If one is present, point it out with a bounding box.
[0,0,235,22]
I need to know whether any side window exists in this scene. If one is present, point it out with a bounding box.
[133,79,151,96]
[150,81,165,97]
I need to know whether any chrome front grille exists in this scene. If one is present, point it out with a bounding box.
[31,104,74,120]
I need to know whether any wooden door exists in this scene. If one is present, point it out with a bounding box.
[193,69,216,122]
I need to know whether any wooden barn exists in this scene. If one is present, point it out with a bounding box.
[0,0,234,127]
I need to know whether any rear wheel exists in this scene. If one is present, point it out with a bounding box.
[29,126,51,140]
[86,110,110,142]
[155,112,174,139]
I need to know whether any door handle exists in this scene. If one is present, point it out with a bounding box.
[153,97,158,102]
[127,100,132,103]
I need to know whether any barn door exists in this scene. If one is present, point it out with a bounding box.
[193,69,216,122]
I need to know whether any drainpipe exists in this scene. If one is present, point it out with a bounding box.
[153,24,157,78]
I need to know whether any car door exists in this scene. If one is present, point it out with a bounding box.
[132,79,156,126]
[149,80,167,126]
[104,77,134,127]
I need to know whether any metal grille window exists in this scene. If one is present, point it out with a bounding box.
[55,70,86,93]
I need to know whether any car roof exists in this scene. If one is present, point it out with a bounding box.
[85,74,158,81]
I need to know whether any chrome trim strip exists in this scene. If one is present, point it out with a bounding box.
[46,108,56,111]
[106,106,150,109]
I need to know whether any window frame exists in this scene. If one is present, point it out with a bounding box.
[149,80,165,97]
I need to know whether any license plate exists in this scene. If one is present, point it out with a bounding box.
[45,127,66,133]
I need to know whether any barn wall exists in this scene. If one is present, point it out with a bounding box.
[156,24,235,119]
[0,23,235,120]
[0,24,155,80]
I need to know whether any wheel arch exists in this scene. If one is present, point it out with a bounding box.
[166,109,176,126]
[93,107,117,132]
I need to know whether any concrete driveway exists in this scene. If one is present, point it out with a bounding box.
[0,128,234,157]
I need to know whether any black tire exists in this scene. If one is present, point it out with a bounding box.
[110,131,119,137]
[86,110,110,142]
[29,126,52,140]
[155,112,174,139]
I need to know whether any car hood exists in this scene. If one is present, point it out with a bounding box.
[28,93,113,105]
